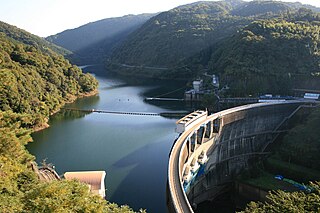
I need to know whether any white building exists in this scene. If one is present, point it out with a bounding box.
[304,93,320,100]
[64,171,106,198]
[193,80,203,92]
[212,74,219,88]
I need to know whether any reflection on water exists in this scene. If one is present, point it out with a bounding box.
[27,65,189,213]
[52,109,92,122]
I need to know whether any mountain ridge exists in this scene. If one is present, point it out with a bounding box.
[46,13,156,65]
[107,1,319,76]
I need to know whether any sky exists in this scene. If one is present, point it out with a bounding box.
[1,0,320,37]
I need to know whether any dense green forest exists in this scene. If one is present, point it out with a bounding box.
[109,0,253,70]
[208,9,320,96]
[0,21,138,212]
[0,21,98,130]
[0,22,71,57]
[107,1,320,96]
[46,0,320,97]
[46,14,155,65]
[108,1,317,71]
[241,181,320,212]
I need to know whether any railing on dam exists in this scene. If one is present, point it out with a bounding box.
[167,100,318,213]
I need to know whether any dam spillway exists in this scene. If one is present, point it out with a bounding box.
[167,101,318,213]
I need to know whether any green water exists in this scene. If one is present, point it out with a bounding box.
[27,65,189,212]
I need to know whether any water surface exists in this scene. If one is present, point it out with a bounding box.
[27,66,189,212]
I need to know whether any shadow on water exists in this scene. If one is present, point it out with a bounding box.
[51,110,92,122]
[66,94,100,110]
[110,137,173,213]
[100,83,128,91]
[83,64,196,112]
[80,64,108,76]
[29,64,189,212]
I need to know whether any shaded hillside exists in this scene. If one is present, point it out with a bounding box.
[0,22,71,56]
[47,14,155,65]
[208,9,320,96]
[107,0,307,78]
[275,107,320,175]
[109,1,246,69]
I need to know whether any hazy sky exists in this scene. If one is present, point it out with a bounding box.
[1,0,320,37]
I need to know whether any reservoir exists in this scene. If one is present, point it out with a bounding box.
[27,65,189,213]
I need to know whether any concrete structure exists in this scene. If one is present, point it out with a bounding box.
[185,80,208,101]
[64,171,106,198]
[176,110,207,134]
[38,167,61,181]
[193,80,203,92]
[32,162,107,198]
[184,75,219,102]
[167,101,318,213]
[32,163,61,182]
[304,93,320,100]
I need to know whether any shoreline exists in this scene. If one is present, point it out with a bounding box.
[106,64,190,81]
[32,89,99,133]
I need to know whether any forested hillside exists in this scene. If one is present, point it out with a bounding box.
[0,22,71,56]
[47,14,155,65]
[108,0,298,76]
[108,0,320,88]
[208,8,320,96]
[0,21,98,130]
[109,1,250,70]
[0,21,137,212]
[231,0,290,16]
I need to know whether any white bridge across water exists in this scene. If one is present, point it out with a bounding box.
[167,100,319,213]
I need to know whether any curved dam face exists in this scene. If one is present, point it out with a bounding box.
[167,101,314,213]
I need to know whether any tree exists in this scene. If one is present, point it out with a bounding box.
[241,182,320,212]
[0,21,140,213]
[23,180,143,213]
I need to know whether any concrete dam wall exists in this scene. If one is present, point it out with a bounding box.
[187,102,301,205]
[167,101,315,213]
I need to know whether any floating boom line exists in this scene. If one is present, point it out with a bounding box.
[62,108,188,117]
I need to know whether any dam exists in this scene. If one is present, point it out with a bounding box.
[167,100,318,213]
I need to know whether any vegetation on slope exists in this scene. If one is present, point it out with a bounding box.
[109,1,251,69]
[231,0,291,17]
[108,0,320,95]
[47,14,155,65]
[241,182,320,212]
[0,21,98,130]
[240,107,320,212]
[270,107,320,178]
[208,9,320,96]
[0,21,139,212]
[108,0,310,76]
[0,21,71,56]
